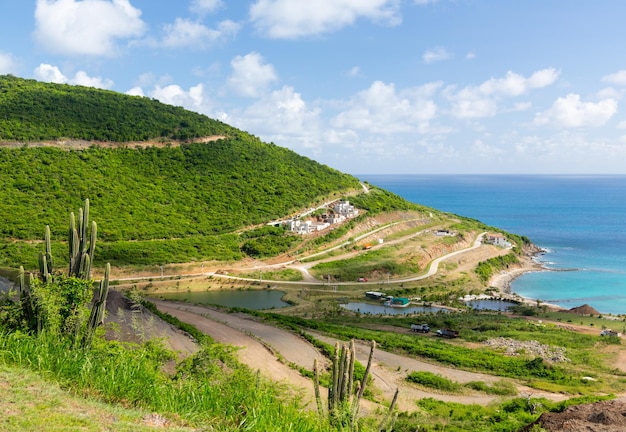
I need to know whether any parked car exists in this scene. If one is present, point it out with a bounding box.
[411,324,430,333]
[357,277,368,282]
[436,328,459,338]
[600,329,619,337]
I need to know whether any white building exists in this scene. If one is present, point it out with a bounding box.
[334,200,359,218]
[485,233,511,247]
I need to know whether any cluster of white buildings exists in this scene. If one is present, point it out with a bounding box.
[286,200,359,235]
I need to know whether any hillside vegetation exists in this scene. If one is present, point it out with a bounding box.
[0,74,235,141]
[0,75,386,269]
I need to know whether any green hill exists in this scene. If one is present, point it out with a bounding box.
[0,75,413,270]
[0,74,235,141]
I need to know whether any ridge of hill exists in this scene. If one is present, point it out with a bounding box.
[0,74,236,142]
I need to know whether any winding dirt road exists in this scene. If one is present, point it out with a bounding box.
[152,300,568,414]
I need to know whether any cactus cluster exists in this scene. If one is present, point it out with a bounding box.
[313,339,398,430]
[19,198,110,348]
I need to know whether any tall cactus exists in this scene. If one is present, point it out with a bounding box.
[37,225,53,283]
[314,339,388,430]
[84,262,110,348]
[69,199,97,279]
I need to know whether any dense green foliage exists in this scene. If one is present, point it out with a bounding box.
[475,252,520,283]
[350,186,426,214]
[0,75,236,141]
[0,142,359,241]
[0,80,371,268]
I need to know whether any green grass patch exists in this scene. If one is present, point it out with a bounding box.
[464,380,518,396]
[406,371,462,392]
[310,247,419,281]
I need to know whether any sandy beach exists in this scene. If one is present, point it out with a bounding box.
[487,248,567,310]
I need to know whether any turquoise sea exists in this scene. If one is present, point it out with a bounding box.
[360,175,626,315]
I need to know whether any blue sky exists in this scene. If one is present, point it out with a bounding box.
[2,1,626,175]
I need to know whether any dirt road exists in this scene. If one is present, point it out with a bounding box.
[152,300,568,413]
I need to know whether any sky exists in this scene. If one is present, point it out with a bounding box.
[2,1,626,175]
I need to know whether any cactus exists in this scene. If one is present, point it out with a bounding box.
[314,339,388,430]
[84,262,110,348]
[44,224,53,273]
[21,198,111,348]
[69,199,96,279]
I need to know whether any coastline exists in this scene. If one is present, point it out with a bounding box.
[488,247,566,311]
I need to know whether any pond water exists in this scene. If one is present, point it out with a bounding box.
[340,302,447,315]
[465,299,519,311]
[158,289,290,310]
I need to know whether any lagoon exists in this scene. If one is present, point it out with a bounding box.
[465,299,518,311]
[158,289,290,310]
[341,302,446,315]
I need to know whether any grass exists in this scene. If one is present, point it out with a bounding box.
[309,247,420,281]
[0,331,330,431]
[406,371,462,392]
[236,268,304,281]
[0,364,193,431]
[255,309,626,395]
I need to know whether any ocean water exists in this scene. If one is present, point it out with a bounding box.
[360,175,626,315]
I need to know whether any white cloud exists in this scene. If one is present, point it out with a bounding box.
[480,69,559,97]
[348,66,361,77]
[472,139,504,157]
[332,80,438,134]
[149,83,209,113]
[602,70,626,86]
[34,64,67,84]
[34,0,146,56]
[446,68,559,118]
[465,51,476,60]
[597,86,622,100]
[423,47,451,64]
[190,0,223,15]
[249,0,401,39]
[533,94,617,128]
[161,18,239,48]
[126,86,144,97]
[617,120,626,129]
[72,70,114,88]
[33,63,113,89]
[227,52,277,97]
[227,86,322,151]
[0,51,17,74]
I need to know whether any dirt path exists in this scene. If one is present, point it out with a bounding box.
[152,301,321,409]
[152,301,568,414]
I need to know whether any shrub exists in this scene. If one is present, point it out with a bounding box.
[406,371,462,392]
